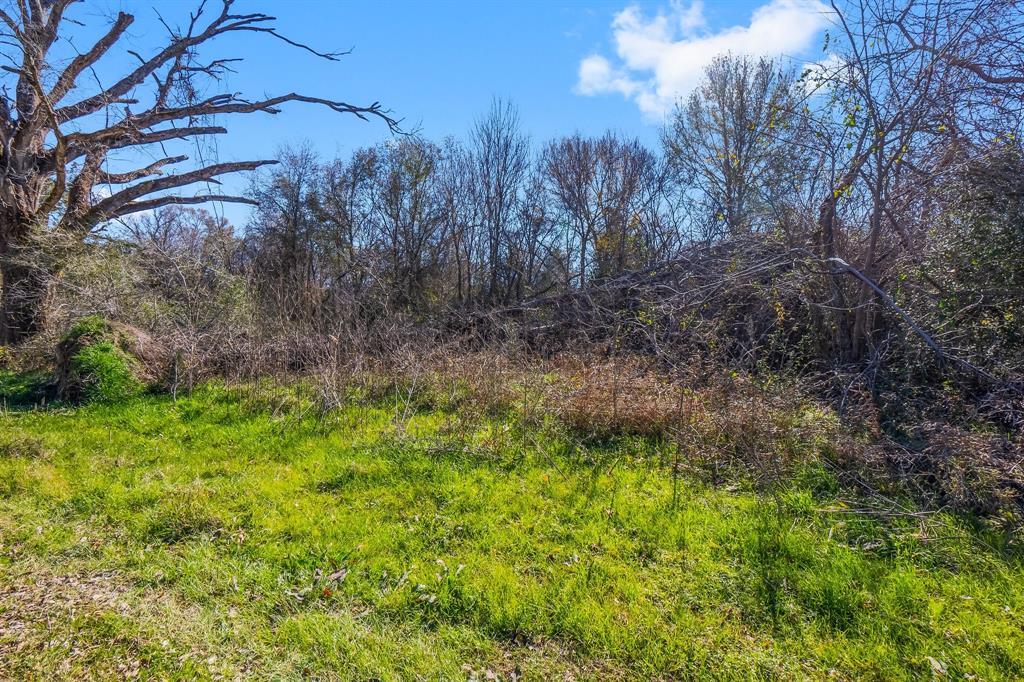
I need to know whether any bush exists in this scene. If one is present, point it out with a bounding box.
[0,369,52,407]
[69,340,143,403]
[55,316,152,403]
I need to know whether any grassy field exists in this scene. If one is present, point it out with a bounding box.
[1,380,1022,680]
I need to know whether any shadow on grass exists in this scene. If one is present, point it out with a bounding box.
[0,369,57,411]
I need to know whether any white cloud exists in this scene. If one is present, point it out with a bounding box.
[576,0,832,119]
[676,0,707,34]
[576,55,637,97]
[799,52,846,94]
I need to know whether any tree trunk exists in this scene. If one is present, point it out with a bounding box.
[851,203,882,362]
[0,252,50,345]
[816,192,854,363]
[0,211,54,345]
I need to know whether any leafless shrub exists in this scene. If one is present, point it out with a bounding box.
[886,424,1024,517]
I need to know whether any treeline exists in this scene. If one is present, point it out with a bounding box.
[32,0,1020,427]
[240,58,818,321]
[247,105,668,319]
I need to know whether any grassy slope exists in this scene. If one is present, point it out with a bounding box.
[0,382,1022,680]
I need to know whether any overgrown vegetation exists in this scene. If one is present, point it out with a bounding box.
[54,316,148,404]
[0,0,1022,678]
[1,384,1022,680]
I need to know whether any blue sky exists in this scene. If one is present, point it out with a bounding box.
[70,0,833,226]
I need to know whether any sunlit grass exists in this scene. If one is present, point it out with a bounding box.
[0,381,1022,680]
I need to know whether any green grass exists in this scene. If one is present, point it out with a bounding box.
[66,340,144,403]
[59,316,146,403]
[0,368,52,408]
[0,382,1022,680]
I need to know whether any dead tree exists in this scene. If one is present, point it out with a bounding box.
[0,0,396,343]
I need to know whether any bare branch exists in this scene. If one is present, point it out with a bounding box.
[82,159,278,226]
[126,92,401,134]
[62,125,227,163]
[97,155,188,184]
[48,12,134,104]
[51,1,379,126]
[114,193,258,218]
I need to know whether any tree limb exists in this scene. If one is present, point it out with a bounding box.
[97,155,188,184]
[115,193,259,217]
[828,257,1002,385]
[48,11,134,105]
[80,159,278,227]
[62,126,227,165]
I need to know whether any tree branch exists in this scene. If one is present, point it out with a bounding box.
[890,9,1024,86]
[128,92,400,133]
[48,11,134,104]
[828,257,1001,384]
[80,159,278,226]
[97,155,188,184]
[62,126,227,165]
[115,193,258,218]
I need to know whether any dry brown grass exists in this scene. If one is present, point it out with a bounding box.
[0,564,182,680]
[884,423,1024,517]
[307,350,851,490]
[300,349,1023,516]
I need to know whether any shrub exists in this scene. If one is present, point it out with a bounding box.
[69,340,143,403]
[555,358,679,438]
[0,369,52,407]
[55,316,153,403]
[66,315,110,340]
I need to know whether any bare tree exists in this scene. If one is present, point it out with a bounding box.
[808,0,996,361]
[663,55,805,239]
[369,138,448,309]
[0,0,396,343]
[468,98,529,303]
[543,132,666,287]
[510,169,557,300]
[246,145,322,324]
[437,137,482,306]
[591,134,666,279]
[308,148,378,317]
